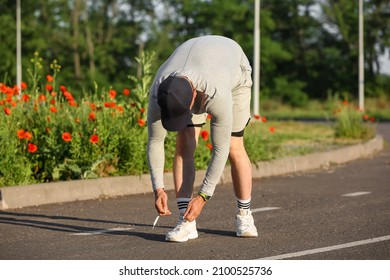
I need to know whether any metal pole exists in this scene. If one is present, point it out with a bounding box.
[16,0,22,91]
[253,0,260,117]
[358,0,364,111]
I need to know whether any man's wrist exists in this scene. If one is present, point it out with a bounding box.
[198,191,212,202]
[154,188,165,197]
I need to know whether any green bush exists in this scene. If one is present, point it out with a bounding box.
[0,51,218,187]
[0,52,153,186]
[273,77,308,107]
[333,101,375,139]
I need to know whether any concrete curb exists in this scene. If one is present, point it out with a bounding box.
[0,135,384,210]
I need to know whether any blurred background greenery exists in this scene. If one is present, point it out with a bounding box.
[1,0,389,117]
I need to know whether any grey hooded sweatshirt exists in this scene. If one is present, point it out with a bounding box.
[147,35,252,196]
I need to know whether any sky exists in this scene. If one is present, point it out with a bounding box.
[379,54,390,75]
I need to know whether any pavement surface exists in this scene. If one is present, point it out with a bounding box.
[0,124,389,260]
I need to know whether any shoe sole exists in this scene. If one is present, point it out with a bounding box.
[165,231,198,242]
[236,232,258,238]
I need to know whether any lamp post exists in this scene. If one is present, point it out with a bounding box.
[358,0,364,111]
[16,0,22,91]
[253,0,260,117]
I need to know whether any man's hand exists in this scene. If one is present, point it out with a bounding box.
[154,188,172,216]
[183,195,206,222]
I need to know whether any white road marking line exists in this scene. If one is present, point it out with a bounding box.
[70,227,134,236]
[252,207,281,213]
[257,235,390,260]
[342,191,371,197]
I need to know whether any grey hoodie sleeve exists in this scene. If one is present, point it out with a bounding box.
[147,92,167,191]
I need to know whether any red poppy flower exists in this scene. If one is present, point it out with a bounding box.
[138,119,146,127]
[68,100,78,107]
[88,112,96,121]
[269,126,275,133]
[38,95,46,102]
[109,89,117,99]
[21,81,27,90]
[17,129,26,139]
[104,101,116,108]
[46,75,53,82]
[254,114,260,120]
[5,94,12,103]
[261,116,267,123]
[45,84,53,92]
[62,132,72,142]
[59,85,67,92]
[90,134,99,144]
[206,143,213,151]
[5,86,14,95]
[63,91,74,101]
[200,130,209,141]
[23,131,33,141]
[50,106,57,113]
[22,94,30,103]
[123,88,130,96]
[4,107,11,115]
[140,107,145,113]
[116,105,124,113]
[28,143,38,153]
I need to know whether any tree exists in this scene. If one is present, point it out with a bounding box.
[0,0,156,92]
[149,0,254,60]
[1,0,388,102]
[321,0,390,97]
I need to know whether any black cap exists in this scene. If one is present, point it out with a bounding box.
[157,76,193,131]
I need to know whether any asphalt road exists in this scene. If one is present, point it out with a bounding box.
[0,124,389,260]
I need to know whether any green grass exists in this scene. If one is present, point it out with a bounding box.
[152,119,375,175]
[260,97,390,121]
[243,120,374,164]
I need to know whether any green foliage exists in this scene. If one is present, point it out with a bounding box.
[0,51,376,187]
[0,51,151,186]
[273,77,308,107]
[334,102,375,139]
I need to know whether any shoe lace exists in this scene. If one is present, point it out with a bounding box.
[172,215,187,231]
[237,212,252,228]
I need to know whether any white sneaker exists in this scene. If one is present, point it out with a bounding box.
[236,209,258,237]
[165,215,198,242]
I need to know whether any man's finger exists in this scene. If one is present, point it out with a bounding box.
[159,209,172,216]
